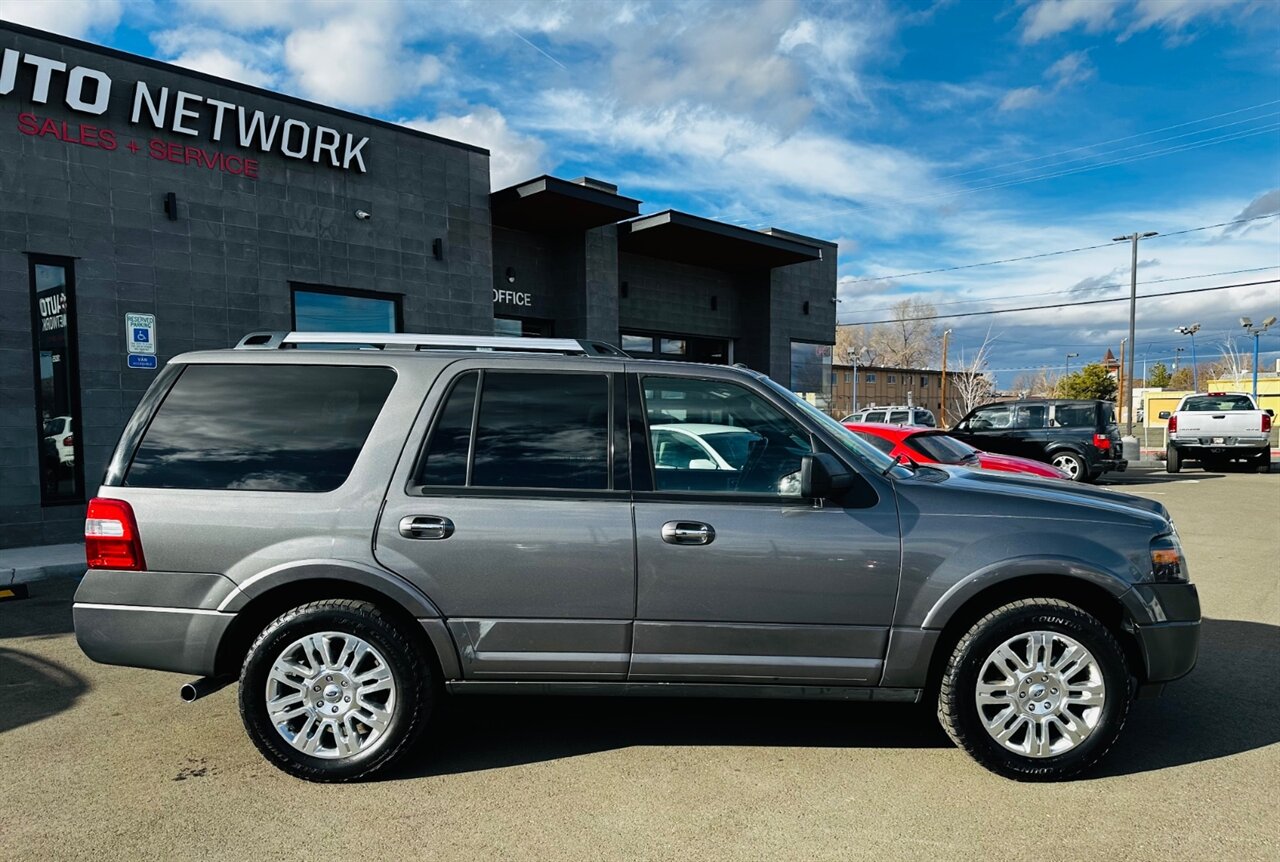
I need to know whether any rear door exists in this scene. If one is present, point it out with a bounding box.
[375,358,635,680]
[628,369,900,685]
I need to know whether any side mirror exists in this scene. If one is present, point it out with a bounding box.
[1158,411,1171,420]
[800,453,854,499]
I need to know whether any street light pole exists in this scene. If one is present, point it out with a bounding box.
[1113,230,1158,436]
[940,329,951,427]
[1242,316,1277,398]
[1174,323,1202,390]
[1065,352,1078,376]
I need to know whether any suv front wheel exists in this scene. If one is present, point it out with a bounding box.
[238,599,434,782]
[937,598,1131,781]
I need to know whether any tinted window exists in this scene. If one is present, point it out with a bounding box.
[1182,395,1256,411]
[1015,404,1049,429]
[889,411,910,424]
[293,287,399,332]
[852,430,897,455]
[416,373,477,486]
[643,377,812,496]
[1053,404,1096,428]
[470,372,609,489]
[127,364,395,491]
[907,432,977,464]
[865,411,887,423]
[970,404,1013,429]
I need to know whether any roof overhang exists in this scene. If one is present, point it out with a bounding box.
[490,176,641,232]
[619,210,822,271]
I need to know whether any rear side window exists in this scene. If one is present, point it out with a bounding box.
[906,432,976,464]
[1015,404,1049,429]
[865,411,887,423]
[414,371,610,490]
[1053,404,1096,428]
[126,364,395,491]
[851,431,896,455]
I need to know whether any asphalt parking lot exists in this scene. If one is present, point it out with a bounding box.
[2,467,1277,862]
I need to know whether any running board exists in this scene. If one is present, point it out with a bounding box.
[445,680,921,703]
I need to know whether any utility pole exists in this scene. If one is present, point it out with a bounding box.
[940,329,951,427]
[1113,230,1158,435]
[1117,338,1127,424]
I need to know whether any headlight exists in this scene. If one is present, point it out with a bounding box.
[1149,534,1188,583]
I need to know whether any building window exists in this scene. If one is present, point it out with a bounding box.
[887,374,897,383]
[844,371,852,384]
[495,316,554,338]
[789,341,833,409]
[660,338,686,356]
[292,284,401,332]
[30,256,84,505]
[866,373,877,383]
[920,376,929,387]
[621,334,654,353]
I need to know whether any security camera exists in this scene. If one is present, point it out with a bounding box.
[354,209,371,220]
[1241,316,1253,327]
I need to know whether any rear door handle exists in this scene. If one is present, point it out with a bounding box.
[661,521,715,545]
[399,515,455,540]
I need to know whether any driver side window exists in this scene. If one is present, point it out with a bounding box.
[642,376,812,496]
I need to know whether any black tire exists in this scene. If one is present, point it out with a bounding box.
[1257,452,1272,474]
[937,598,1132,781]
[1050,451,1088,482]
[239,599,434,782]
[1166,445,1181,473]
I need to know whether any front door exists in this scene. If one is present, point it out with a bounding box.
[629,370,901,685]
[376,361,635,680]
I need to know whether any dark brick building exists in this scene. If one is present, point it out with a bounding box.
[0,22,836,547]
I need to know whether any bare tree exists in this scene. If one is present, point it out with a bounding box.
[834,324,878,366]
[867,298,939,368]
[1010,367,1059,398]
[1212,336,1251,389]
[950,331,997,417]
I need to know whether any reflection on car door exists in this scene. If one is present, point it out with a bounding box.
[628,370,901,685]
[953,403,1016,456]
[375,360,636,680]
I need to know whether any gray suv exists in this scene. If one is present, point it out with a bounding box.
[73,332,1200,782]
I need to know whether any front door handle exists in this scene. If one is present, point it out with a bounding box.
[399,515,455,540]
[661,521,715,545]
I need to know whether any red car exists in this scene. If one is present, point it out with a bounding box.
[843,422,1069,480]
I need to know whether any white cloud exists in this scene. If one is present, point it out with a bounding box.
[405,107,548,189]
[2,0,124,38]
[999,86,1045,112]
[1124,0,1260,42]
[999,50,1094,112]
[151,27,280,88]
[1019,0,1118,43]
[283,15,444,109]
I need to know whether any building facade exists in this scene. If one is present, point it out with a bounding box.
[0,22,836,547]
[830,364,944,419]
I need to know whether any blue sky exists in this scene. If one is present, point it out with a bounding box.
[7,0,1279,385]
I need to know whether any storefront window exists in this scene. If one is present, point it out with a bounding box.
[494,316,555,338]
[292,285,400,332]
[621,334,654,353]
[30,257,83,504]
[789,341,833,410]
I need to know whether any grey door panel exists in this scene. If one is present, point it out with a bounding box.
[448,618,631,679]
[630,621,886,683]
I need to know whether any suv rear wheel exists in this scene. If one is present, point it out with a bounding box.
[937,598,1131,781]
[1050,451,1088,482]
[238,599,434,782]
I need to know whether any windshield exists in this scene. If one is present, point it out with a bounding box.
[906,432,978,465]
[759,377,913,478]
[1182,395,1256,411]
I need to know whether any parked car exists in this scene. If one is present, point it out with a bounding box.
[842,406,936,427]
[74,331,1199,783]
[42,415,74,468]
[950,399,1126,482]
[843,422,1069,480]
[1161,392,1273,473]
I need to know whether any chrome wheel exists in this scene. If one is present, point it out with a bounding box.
[1051,453,1083,480]
[975,631,1105,758]
[265,631,397,760]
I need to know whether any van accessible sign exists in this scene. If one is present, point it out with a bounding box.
[0,47,369,173]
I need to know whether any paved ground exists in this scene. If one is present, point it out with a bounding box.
[2,467,1277,861]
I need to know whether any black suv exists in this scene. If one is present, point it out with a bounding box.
[950,399,1126,482]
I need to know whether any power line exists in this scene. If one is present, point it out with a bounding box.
[849,265,1280,315]
[935,99,1280,183]
[839,279,1279,326]
[841,211,1280,285]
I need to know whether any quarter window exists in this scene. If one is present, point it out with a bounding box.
[415,372,610,490]
[642,377,812,496]
[126,365,396,491]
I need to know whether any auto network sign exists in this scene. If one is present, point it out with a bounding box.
[0,47,370,176]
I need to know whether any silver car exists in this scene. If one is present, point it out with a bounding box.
[74,332,1200,782]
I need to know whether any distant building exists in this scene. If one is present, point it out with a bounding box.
[831,364,943,418]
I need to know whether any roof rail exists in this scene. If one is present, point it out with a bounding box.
[233,331,629,357]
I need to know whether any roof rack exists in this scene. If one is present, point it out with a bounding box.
[233,331,629,357]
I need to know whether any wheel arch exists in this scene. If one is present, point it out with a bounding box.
[921,572,1146,694]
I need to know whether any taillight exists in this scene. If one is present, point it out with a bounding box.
[1168,415,1177,433]
[1264,413,1272,434]
[85,498,146,570]
[1093,434,1111,450]
[62,434,73,447]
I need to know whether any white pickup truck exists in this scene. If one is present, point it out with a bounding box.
[1161,392,1273,473]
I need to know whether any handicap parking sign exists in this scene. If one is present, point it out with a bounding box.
[133,327,150,343]
[124,312,156,362]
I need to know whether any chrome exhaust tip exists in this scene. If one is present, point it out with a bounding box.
[180,676,232,703]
